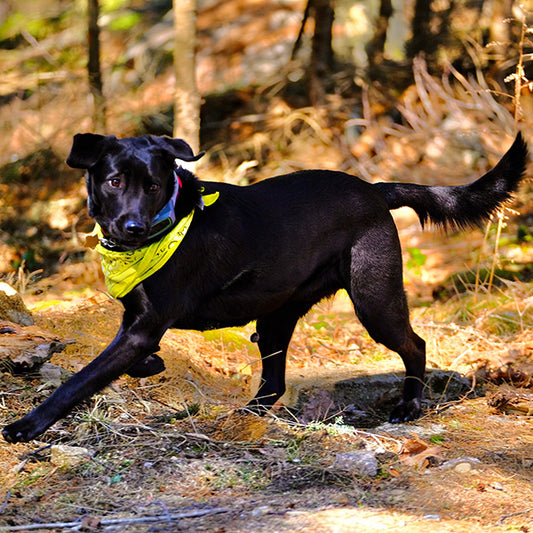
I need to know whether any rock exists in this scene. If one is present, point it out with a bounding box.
[39,362,71,387]
[422,514,442,521]
[454,462,473,474]
[374,422,445,439]
[335,370,472,412]
[441,457,482,472]
[51,445,92,467]
[250,506,271,517]
[294,369,474,426]
[287,366,476,428]
[0,282,33,326]
[332,451,379,477]
[334,373,403,413]
[424,370,472,403]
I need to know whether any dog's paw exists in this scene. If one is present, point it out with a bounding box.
[2,417,40,443]
[126,354,166,378]
[388,398,422,423]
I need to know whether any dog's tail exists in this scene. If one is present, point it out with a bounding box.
[374,132,528,230]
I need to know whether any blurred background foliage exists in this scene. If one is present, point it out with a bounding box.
[0,0,532,281]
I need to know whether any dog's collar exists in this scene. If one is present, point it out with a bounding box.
[147,167,211,241]
[149,170,182,240]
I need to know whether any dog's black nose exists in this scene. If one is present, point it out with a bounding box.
[124,220,147,237]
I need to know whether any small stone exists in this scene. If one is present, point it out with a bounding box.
[250,506,270,517]
[51,445,92,467]
[441,457,482,472]
[333,451,378,477]
[39,363,69,388]
[423,514,441,521]
[454,462,472,474]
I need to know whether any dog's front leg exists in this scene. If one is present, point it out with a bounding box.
[2,319,165,443]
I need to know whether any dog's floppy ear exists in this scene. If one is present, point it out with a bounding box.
[152,136,204,162]
[67,133,118,169]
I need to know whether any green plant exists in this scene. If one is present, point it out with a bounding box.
[406,247,427,274]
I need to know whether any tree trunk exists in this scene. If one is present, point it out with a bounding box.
[366,0,393,69]
[87,0,106,133]
[173,0,200,154]
[406,0,435,61]
[308,0,335,105]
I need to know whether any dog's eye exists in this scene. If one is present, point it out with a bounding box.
[109,178,122,188]
[149,183,161,192]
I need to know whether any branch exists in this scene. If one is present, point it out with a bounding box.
[0,507,231,531]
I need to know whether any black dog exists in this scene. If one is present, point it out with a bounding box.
[2,132,528,443]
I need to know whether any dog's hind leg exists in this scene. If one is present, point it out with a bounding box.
[246,303,312,413]
[346,226,426,422]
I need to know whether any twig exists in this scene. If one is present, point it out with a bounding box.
[507,8,528,121]
[0,507,231,531]
[20,444,53,461]
[487,209,505,296]
[290,0,312,61]
[20,30,58,67]
[0,492,11,515]
[498,506,533,524]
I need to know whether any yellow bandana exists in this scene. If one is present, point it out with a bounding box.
[92,192,218,298]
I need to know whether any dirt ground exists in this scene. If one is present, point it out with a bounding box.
[0,234,532,532]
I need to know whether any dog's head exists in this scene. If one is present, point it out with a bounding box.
[67,133,203,249]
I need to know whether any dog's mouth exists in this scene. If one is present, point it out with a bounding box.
[100,235,146,251]
[96,225,151,251]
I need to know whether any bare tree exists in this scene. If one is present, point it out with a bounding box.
[405,0,434,61]
[366,0,393,70]
[291,0,335,105]
[308,0,335,105]
[173,0,200,153]
[406,0,452,68]
[88,0,106,133]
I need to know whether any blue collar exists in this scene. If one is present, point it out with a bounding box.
[149,170,182,239]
